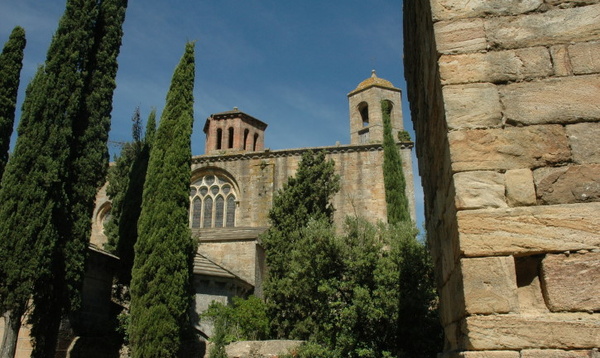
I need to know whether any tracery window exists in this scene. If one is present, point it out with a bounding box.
[190,174,237,228]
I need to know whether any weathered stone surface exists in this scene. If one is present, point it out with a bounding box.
[541,252,600,312]
[440,351,520,358]
[485,4,600,49]
[567,122,600,164]
[432,0,542,21]
[457,202,600,256]
[454,171,507,210]
[448,125,571,172]
[550,45,573,76]
[501,75,600,125]
[434,18,487,54]
[569,41,600,74]
[443,83,502,129]
[521,349,600,358]
[505,169,536,207]
[439,47,552,85]
[224,340,304,358]
[439,266,466,326]
[534,165,600,204]
[461,256,519,314]
[463,313,600,350]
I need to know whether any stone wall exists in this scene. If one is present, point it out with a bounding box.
[190,143,416,231]
[404,0,600,356]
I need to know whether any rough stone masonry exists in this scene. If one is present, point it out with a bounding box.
[404,0,600,357]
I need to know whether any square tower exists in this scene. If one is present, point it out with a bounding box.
[203,107,268,155]
[348,70,403,145]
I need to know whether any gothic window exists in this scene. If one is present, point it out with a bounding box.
[358,102,369,127]
[190,174,237,228]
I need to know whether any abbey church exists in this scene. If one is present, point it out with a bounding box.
[89,71,416,337]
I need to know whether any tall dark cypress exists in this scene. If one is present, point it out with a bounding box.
[0,26,26,178]
[63,0,128,312]
[0,0,127,356]
[381,100,411,224]
[129,42,196,358]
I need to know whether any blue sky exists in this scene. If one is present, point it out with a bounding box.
[0,0,425,230]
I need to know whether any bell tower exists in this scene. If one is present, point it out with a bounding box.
[203,107,268,155]
[348,70,403,144]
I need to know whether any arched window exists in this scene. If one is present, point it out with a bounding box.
[253,133,259,151]
[358,102,369,127]
[243,129,249,150]
[228,127,234,149]
[190,174,237,228]
[216,128,223,150]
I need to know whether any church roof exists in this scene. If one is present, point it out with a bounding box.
[193,253,251,286]
[203,107,268,133]
[348,70,399,96]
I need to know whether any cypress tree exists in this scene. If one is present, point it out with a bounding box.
[0,26,26,177]
[129,42,196,358]
[0,0,127,356]
[381,100,410,224]
[106,108,155,285]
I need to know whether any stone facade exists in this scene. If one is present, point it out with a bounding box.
[404,1,600,356]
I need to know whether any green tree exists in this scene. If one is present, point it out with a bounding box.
[261,150,340,338]
[276,219,441,358]
[381,100,410,224]
[0,1,126,356]
[129,42,196,358]
[105,108,155,285]
[0,26,26,177]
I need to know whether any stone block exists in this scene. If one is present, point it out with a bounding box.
[521,349,599,358]
[485,4,600,49]
[225,340,304,358]
[541,252,600,312]
[567,122,600,164]
[461,256,519,314]
[448,125,570,172]
[457,202,600,256]
[505,169,536,207]
[570,41,600,74]
[462,313,600,350]
[439,47,552,85]
[550,45,573,76]
[501,75,600,125]
[434,18,487,54]
[454,171,507,210]
[432,0,542,21]
[534,165,600,204]
[443,83,503,129]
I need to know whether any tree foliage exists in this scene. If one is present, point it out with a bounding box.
[261,150,340,337]
[275,219,441,358]
[201,296,269,348]
[0,1,127,356]
[0,26,26,177]
[105,108,155,284]
[381,100,410,224]
[129,42,196,358]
